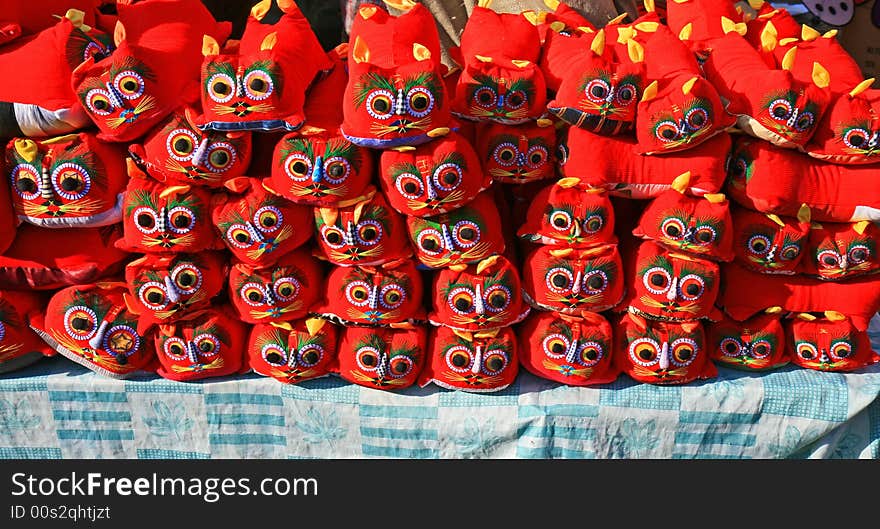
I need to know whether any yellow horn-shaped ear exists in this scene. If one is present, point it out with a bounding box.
[13,139,38,163]
[703,193,726,204]
[797,203,811,224]
[644,0,656,12]
[318,208,338,227]
[824,310,847,322]
[578,26,595,33]
[261,32,278,51]
[511,59,531,68]
[853,220,870,235]
[591,29,606,56]
[635,21,659,32]
[476,255,501,275]
[413,43,431,61]
[557,177,581,188]
[64,9,91,31]
[781,47,797,71]
[159,185,190,198]
[721,16,746,36]
[765,306,783,314]
[682,76,698,95]
[352,202,366,224]
[352,36,370,64]
[448,264,468,272]
[671,171,691,194]
[544,0,560,10]
[849,78,875,98]
[270,321,294,331]
[640,80,658,102]
[384,0,418,10]
[114,21,126,47]
[251,0,272,21]
[304,317,326,336]
[616,26,637,44]
[823,29,838,38]
[779,37,798,46]
[748,0,765,8]
[474,54,493,63]
[522,10,541,26]
[760,21,778,52]
[801,24,820,41]
[766,214,786,227]
[797,312,817,321]
[474,328,501,339]
[549,21,566,33]
[202,35,220,56]
[277,0,296,12]
[679,22,693,40]
[358,4,378,18]
[812,62,830,89]
[452,329,474,342]
[427,127,451,138]
[627,39,645,63]
[608,13,628,25]
[549,248,574,258]
[477,0,493,7]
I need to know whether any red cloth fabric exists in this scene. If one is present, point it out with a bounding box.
[333,324,426,390]
[419,324,518,392]
[247,319,339,384]
[708,312,790,371]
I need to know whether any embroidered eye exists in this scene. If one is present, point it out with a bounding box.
[163,336,188,359]
[113,70,145,100]
[848,244,870,264]
[82,41,106,62]
[629,337,660,366]
[830,341,853,360]
[389,355,414,378]
[407,87,434,118]
[10,164,40,200]
[719,337,742,357]
[433,163,462,191]
[655,121,679,142]
[445,345,473,372]
[207,73,235,103]
[484,285,511,312]
[395,173,424,199]
[64,305,97,340]
[132,207,160,234]
[166,128,198,161]
[482,350,509,375]
[693,226,716,245]
[793,111,814,132]
[356,346,380,371]
[261,343,287,366]
[769,99,792,121]
[526,145,548,168]
[138,281,168,310]
[796,341,818,361]
[417,228,444,255]
[643,266,671,295]
[356,220,382,245]
[546,267,574,293]
[167,206,195,234]
[751,339,772,359]
[170,263,202,294]
[366,90,394,119]
[449,287,475,314]
[729,155,748,178]
[85,88,115,115]
[206,143,236,172]
[241,282,266,306]
[320,225,346,248]
[103,325,140,357]
[670,337,697,366]
[298,344,324,367]
[616,83,637,105]
[817,249,841,268]
[51,163,91,200]
[747,234,771,255]
[453,221,480,248]
[506,90,527,110]
[685,107,709,130]
[549,210,573,231]
[226,224,253,248]
[473,86,497,108]
[345,281,371,307]
[661,218,686,239]
[585,78,610,102]
[323,157,351,185]
[843,128,870,149]
[273,276,300,302]
[582,270,608,294]
[781,244,801,260]
[244,69,274,100]
[254,206,282,233]
[542,334,569,359]
[193,333,221,357]
[679,274,705,300]
[583,214,604,234]
[578,341,604,367]
[380,284,405,309]
[492,143,517,166]
[284,153,312,182]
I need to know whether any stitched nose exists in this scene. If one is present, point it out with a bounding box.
[471,345,482,374]
[440,223,455,252]
[164,275,180,304]
[496,94,505,110]
[515,152,526,168]
[287,347,297,368]
[666,276,679,301]
[424,176,438,200]
[565,339,579,365]
[474,284,485,315]
[312,156,324,183]
[868,132,879,149]
[87,320,110,351]
[246,221,264,243]
[786,107,800,128]
[105,81,125,109]
[187,341,199,363]
[264,285,276,307]
[659,342,670,370]
[192,138,210,166]
[344,221,357,246]
[376,351,388,378]
[157,206,167,233]
[395,89,406,115]
[39,166,54,201]
[368,285,379,310]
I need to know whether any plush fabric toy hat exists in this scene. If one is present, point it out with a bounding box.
[731,202,811,275]
[211,177,312,268]
[248,318,338,384]
[802,219,880,281]
[197,0,331,132]
[229,247,324,325]
[333,323,426,390]
[614,312,717,385]
[5,132,126,228]
[419,324,518,392]
[518,310,619,386]
[517,177,616,248]
[522,243,625,314]
[0,290,53,373]
[709,310,790,371]
[153,306,248,382]
[128,106,253,187]
[30,282,157,379]
[71,0,232,143]
[0,0,102,44]
[786,312,879,372]
[475,119,556,184]
[340,1,453,148]
[803,79,880,165]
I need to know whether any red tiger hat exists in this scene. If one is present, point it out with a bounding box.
[708,311,790,371]
[803,80,880,165]
[333,324,426,391]
[730,202,812,275]
[474,120,556,184]
[786,312,879,372]
[802,219,880,281]
[419,325,518,392]
[517,177,617,248]
[0,290,53,373]
[247,318,338,385]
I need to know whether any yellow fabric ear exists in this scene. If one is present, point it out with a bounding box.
[616,26,637,44]
[477,0,493,7]
[202,35,220,57]
[608,13,628,24]
[521,11,541,26]
[590,29,606,56]
[812,62,830,89]
[766,214,786,227]
[781,47,797,71]
[765,306,783,314]
[644,0,656,12]
[318,208,338,227]
[511,59,531,68]
[640,80,658,102]
[797,313,817,321]
[635,21,659,32]
[853,220,870,235]
[64,9,91,31]
[448,264,468,272]
[797,203,811,224]
[801,24,820,41]
[304,318,326,336]
[476,255,500,275]
[114,21,126,47]
[413,43,431,61]
[277,0,296,12]
[260,32,278,51]
[778,37,798,46]
[627,39,645,63]
[760,21,778,52]
[822,29,838,38]
[427,127,450,138]
[251,0,272,21]
[359,4,378,19]
[549,21,566,33]
[159,185,190,198]
[549,248,575,258]
[13,139,38,163]
[557,177,581,188]
[474,54,493,63]
[544,0,560,10]
[352,36,370,64]
[747,0,765,8]
[452,329,474,342]
[849,78,875,98]
[671,171,691,194]
[682,76,698,95]
[721,16,747,36]
[824,310,847,322]
[270,321,295,332]
[703,193,726,204]
[384,0,418,10]
[678,22,693,41]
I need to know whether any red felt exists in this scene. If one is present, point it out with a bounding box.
[803,87,880,165]
[730,203,810,275]
[665,0,741,52]
[786,315,879,372]
[474,120,556,184]
[4,0,99,38]
[517,178,616,248]
[769,36,864,95]
[708,312,790,371]
[745,5,802,51]
[419,324,518,392]
[0,290,53,369]
[247,319,339,384]
[332,324,426,391]
[802,220,880,281]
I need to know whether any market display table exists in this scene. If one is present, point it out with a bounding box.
[2,318,879,459]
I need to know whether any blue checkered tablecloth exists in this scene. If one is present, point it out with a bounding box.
[2,316,879,459]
